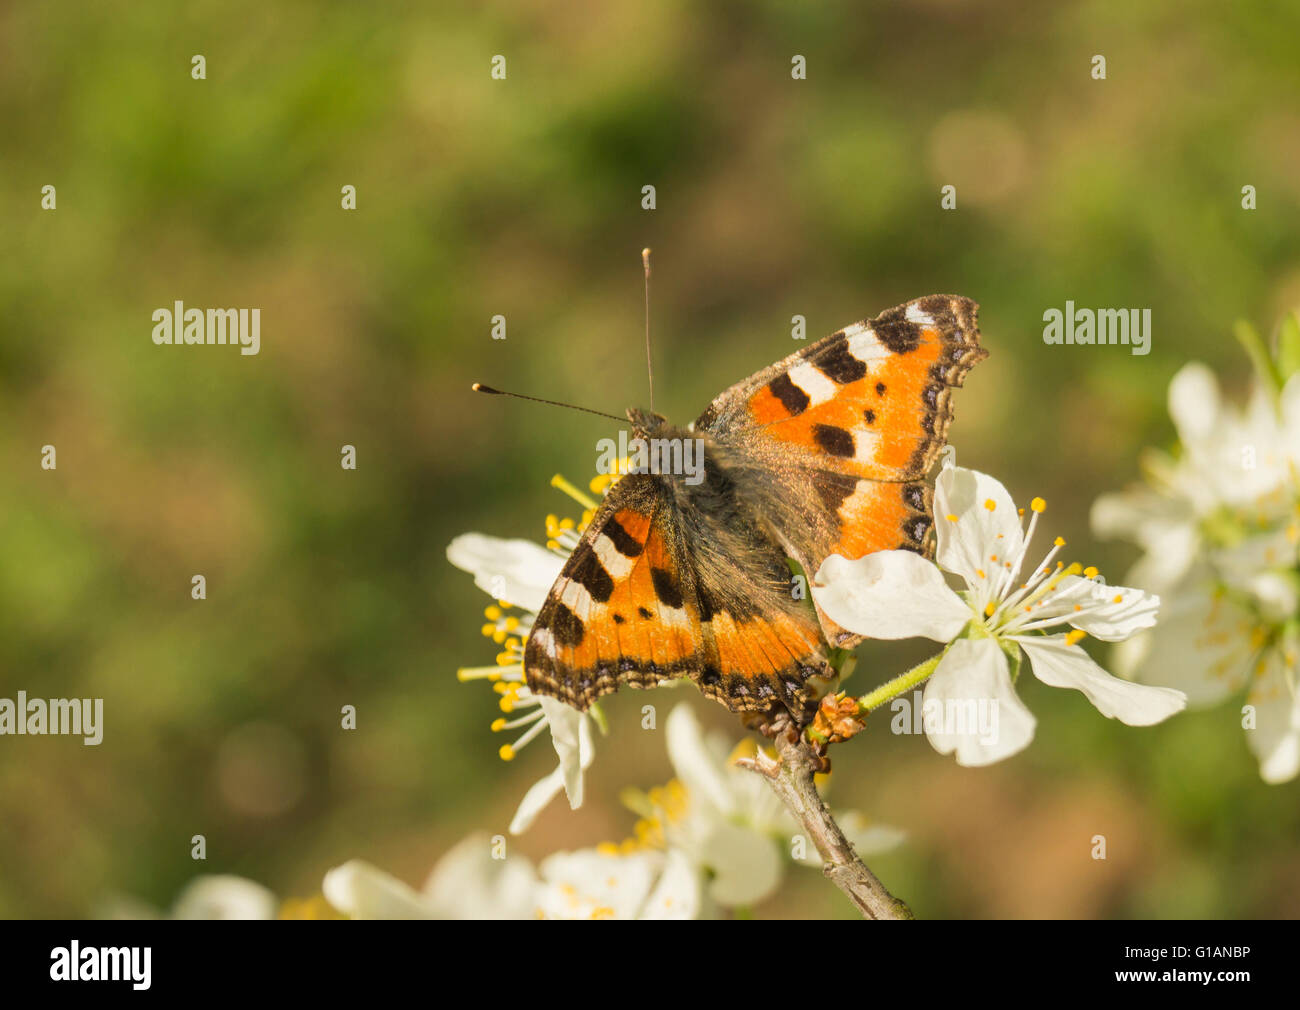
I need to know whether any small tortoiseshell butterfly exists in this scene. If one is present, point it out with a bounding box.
[517,295,985,721]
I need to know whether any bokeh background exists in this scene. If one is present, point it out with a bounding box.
[1,0,1297,918]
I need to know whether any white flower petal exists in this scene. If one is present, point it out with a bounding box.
[322,860,433,919]
[508,701,594,834]
[923,637,1036,766]
[536,849,658,920]
[538,695,593,808]
[1245,651,1300,785]
[1090,487,1168,542]
[698,821,783,907]
[421,833,538,920]
[1214,530,1300,593]
[1248,572,1299,625]
[1090,487,1200,591]
[934,467,1024,588]
[812,552,970,642]
[1167,362,1221,446]
[1279,370,1300,461]
[508,763,567,835]
[446,533,563,612]
[665,703,736,816]
[639,849,702,919]
[1124,522,1200,592]
[1047,575,1160,640]
[1019,636,1186,725]
[171,876,276,920]
[1110,573,1253,705]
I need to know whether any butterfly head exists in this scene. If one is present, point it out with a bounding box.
[626,406,669,436]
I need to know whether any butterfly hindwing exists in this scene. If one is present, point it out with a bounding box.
[525,475,699,709]
[524,472,831,715]
[676,465,832,713]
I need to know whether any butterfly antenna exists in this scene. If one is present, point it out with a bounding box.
[471,383,625,423]
[643,247,655,413]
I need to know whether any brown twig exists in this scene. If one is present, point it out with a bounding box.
[740,729,913,920]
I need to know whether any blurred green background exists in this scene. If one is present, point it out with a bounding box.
[1,0,1297,918]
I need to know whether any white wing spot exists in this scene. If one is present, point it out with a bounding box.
[787,361,837,406]
[905,303,936,327]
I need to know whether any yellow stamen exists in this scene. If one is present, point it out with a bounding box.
[1030,497,1046,513]
[499,744,516,761]
[945,513,958,522]
[485,605,502,620]
[1065,629,1087,646]
[1054,536,1066,547]
[490,718,506,732]
[1084,566,1099,578]
[551,473,599,510]
[984,499,996,511]
[984,602,996,617]
[457,666,502,682]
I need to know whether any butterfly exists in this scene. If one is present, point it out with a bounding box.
[523,295,986,721]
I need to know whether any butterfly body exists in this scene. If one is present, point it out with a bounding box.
[524,295,987,721]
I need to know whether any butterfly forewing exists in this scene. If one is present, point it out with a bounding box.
[695,295,986,644]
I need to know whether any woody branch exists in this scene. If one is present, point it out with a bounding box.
[740,728,913,920]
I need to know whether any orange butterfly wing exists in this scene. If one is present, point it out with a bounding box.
[696,295,986,643]
[524,475,830,715]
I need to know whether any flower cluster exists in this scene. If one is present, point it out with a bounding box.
[811,462,1186,766]
[1091,315,1300,783]
[445,474,605,833]
[323,704,899,919]
[110,702,901,920]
